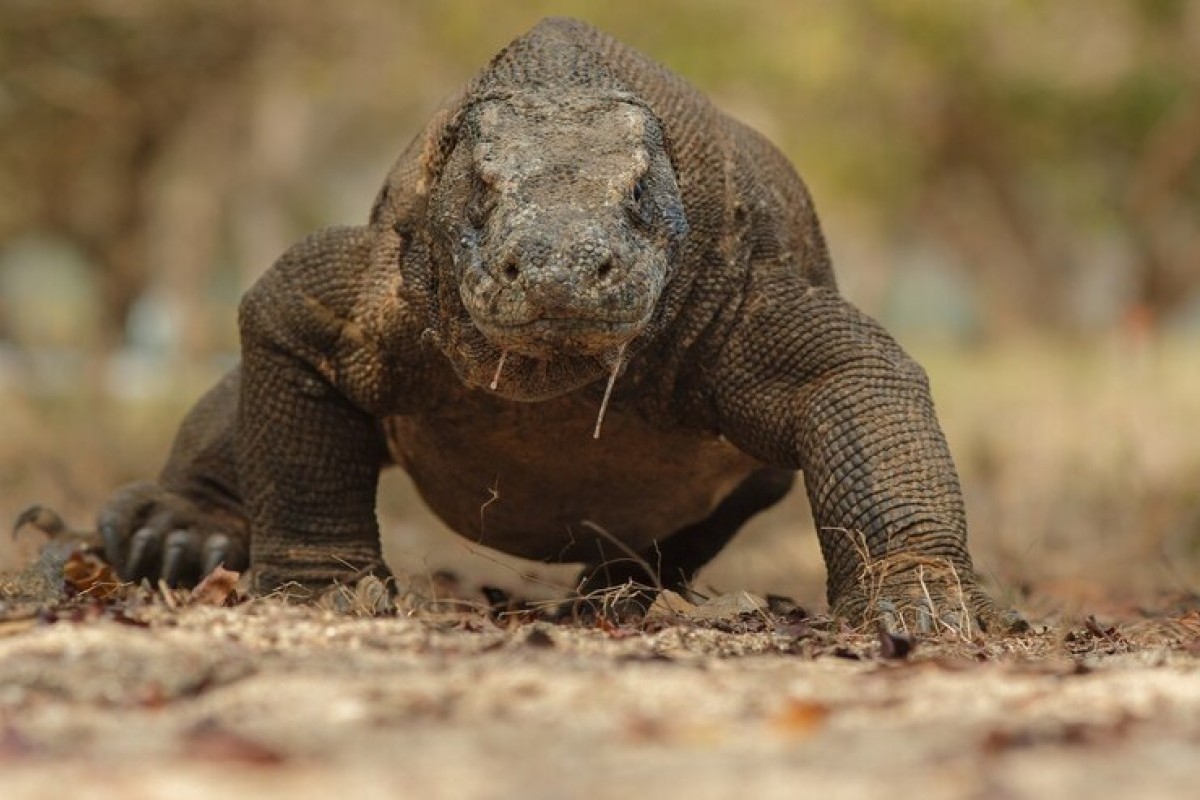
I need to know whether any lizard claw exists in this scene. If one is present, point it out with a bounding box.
[12,505,101,562]
[97,481,249,588]
[316,573,396,615]
[834,562,1028,639]
[162,530,202,587]
[202,533,244,578]
[250,557,396,609]
[125,526,163,583]
[13,505,69,540]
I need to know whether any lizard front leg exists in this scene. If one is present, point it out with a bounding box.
[98,368,249,586]
[96,226,409,594]
[708,274,1025,636]
[236,332,389,593]
[233,225,423,594]
[95,226,427,595]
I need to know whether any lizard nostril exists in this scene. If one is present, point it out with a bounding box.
[501,259,520,282]
[596,257,614,280]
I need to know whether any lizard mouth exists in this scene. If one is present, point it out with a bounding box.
[472,315,646,359]
[434,305,645,402]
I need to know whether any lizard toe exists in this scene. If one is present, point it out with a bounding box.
[251,557,395,605]
[834,564,1025,639]
[162,529,204,588]
[201,533,248,577]
[97,481,247,588]
[125,526,165,583]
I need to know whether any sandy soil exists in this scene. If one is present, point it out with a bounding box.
[1,564,1199,800]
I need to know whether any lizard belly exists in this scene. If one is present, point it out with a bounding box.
[384,391,761,562]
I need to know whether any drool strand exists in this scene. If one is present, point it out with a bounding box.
[592,343,627,440]
[489,350,508,391]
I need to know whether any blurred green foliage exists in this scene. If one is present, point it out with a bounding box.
[0,0,1197,355]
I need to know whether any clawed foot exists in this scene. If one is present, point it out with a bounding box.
[831,557,1027,638]
[312,572,396,615]
[251,558,396,609]
[97,481,249,587]
[563,558,674,622]
[13,505,100,559]
[562,581,659,623]
[95,481,395,610]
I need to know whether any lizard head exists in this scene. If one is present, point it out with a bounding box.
[421,91,689,400]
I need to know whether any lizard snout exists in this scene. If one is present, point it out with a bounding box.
[459,214,665,358]
[489,227,621,304]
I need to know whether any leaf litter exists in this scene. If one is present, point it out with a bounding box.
[0,546,1199,798]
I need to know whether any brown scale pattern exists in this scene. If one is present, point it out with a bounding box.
[92,18,1019,633]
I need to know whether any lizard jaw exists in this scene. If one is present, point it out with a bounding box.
[433,310,638,402]
[471,315,646,361]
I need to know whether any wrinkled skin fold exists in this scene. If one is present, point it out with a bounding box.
[89,17,1023,635]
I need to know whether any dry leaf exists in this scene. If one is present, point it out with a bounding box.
[690,592,767,621]
[62,551,123,600]
[645,589,698,620]
[766,594,804,616]
[186,723,286,765]
[624,714,669,742]
[188,565,242,607]
[770,698,832,738]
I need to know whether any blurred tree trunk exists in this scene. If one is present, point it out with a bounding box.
[72,134,158,356]
[1125,95,1200,326]
[0,0,266,363]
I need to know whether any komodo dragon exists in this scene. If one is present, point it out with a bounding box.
[91,17,1020,632]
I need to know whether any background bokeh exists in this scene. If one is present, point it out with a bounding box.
[2,0,1198,612]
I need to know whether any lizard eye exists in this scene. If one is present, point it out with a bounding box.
[626,178,653,229]
[466,179,492,229]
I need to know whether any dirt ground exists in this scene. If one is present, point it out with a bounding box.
[1,575,1199,800]
[2,342,1200,799]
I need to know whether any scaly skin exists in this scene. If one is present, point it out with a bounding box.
[91,17,1023,634]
